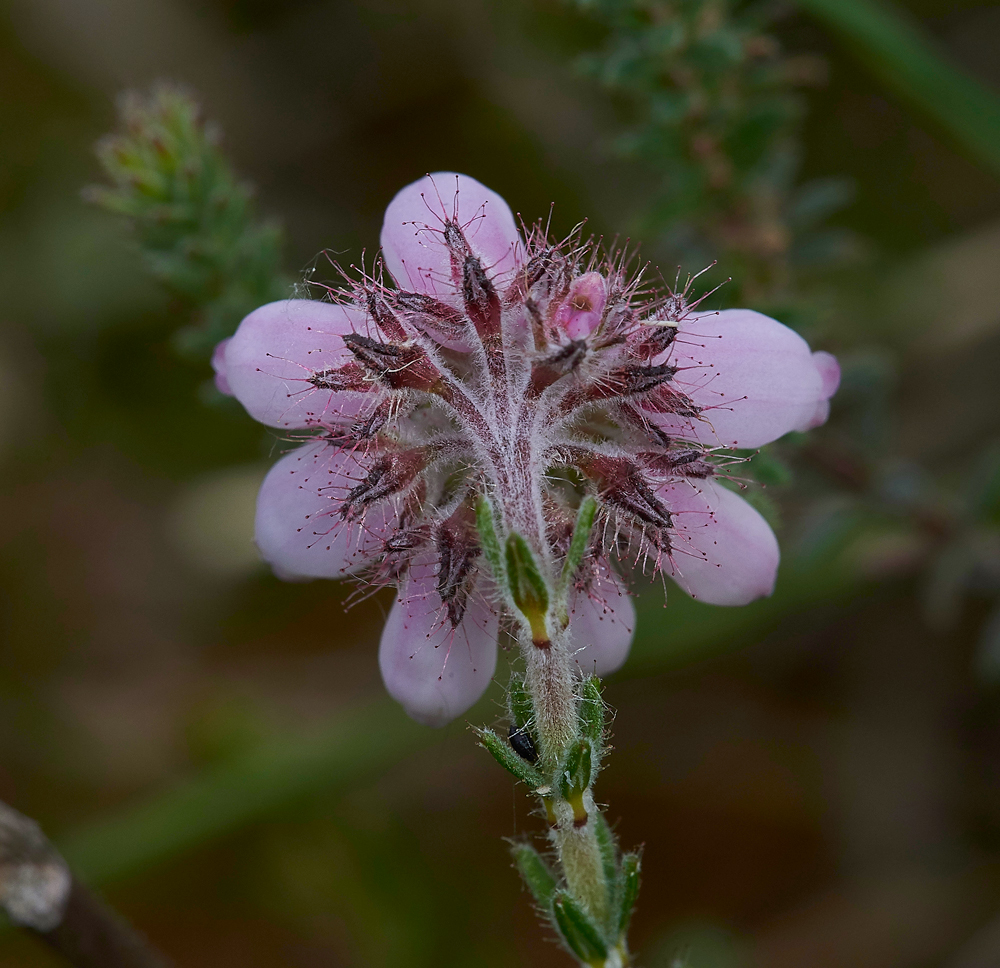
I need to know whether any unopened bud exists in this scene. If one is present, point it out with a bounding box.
[505,533,551,647]
[559,739,593,825]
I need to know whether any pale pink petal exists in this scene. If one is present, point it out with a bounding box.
[225,300,373,429]
[656,477,779,606]
[807,397,831,430]
[813,350,841,399]
[567,567,635,676]
[255,439,395,580]
[379,565,499,726]
[555,272,607,341]
[211,338,233,395]
[803,351,840,430]
[649,310,837,449]
[380,172,522,302]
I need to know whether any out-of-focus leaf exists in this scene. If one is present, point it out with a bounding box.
[796,0,1000,178]
[885,219,1000,351]
[787,178,856,230]
[967,444,1000,525]
[974,603,1000,685]
[59,699,433,885]
[87,84,290,359]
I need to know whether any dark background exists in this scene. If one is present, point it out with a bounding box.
[2,1,1000,965]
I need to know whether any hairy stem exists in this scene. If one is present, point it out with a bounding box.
[522,629,577,772]
[551,793,610,926]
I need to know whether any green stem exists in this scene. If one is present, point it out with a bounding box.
[551,793,610,926]
[522,629,577,774]
[520,621,614,962]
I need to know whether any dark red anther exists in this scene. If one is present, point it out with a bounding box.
[640,384,701,418]
[522,250,556,290]
[621,406,672,448]
[640,449,715,479]
[559,362,678,414]
[599,300,636,339]
[383,527,430,554]
[520,248,569,299]
[391,290,468,343]
[442,219,472,261]
[350,398,395,439]
[594,363,678,401]
[629,324,678,360]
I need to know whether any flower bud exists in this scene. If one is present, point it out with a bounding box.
[559,739,593,825]
[505,533,551,647]
[554,272,607,341]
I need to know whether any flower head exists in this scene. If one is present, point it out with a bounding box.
[215,173,839,726]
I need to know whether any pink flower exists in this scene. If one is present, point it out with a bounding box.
[215,173,838,725]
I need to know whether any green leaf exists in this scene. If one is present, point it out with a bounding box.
[475,496,506,586]
[552,891,609,965]
[511,842,558,910]
[577,676,604,754]
[507,674,535,733]
[795,0,1000,178]
[617,852,642,940]
[473,727,544,788]
[592,809,619,911]
[86,84,289,358]
[560,496,598,595]
[559,739,593,803]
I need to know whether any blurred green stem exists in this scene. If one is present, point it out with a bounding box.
[796,0,1000,178]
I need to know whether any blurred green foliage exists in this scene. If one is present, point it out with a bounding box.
[87,85,290,359]
[573,0,810,298]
